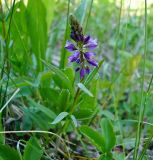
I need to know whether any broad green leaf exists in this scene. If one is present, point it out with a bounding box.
[0,144,21,160]
[75,79,98,119]
[23,137,43,160]
[84,59,104,86]
[100,118,116,152]
[51,112,69,125]
[80,125,105,152]
[33,71,53,88]
[63,67,75,84]
[58,89,70,112]
[78,83,93,97]
[41,60,73,93]
[26,0,47,72]
[28,98,56,120]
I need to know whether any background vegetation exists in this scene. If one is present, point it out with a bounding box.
[0,0,153,159]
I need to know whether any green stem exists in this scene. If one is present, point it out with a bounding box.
[134,1,147,159]
[59,0,70,69]
[84,0,93,32]
[112,0,123,76]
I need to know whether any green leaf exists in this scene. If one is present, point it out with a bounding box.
[51,112,69,125]
[63,67,75,84]
[28,98,56,120]
[23,137,43,160]
[70,115,78,127]
[101,110,115,120]
[99,154,113,160]
[74,0,88,26]
[0,113,4,144]
[41,60,73,93]
[11,1,29,74]
[42,0,55,31]
[100,118,116,152]
[84,59,104,86]
[78,83,93,97]
[80,125,105,152]
[58,89,70,112]
[0,144,21,160]
[26,0,47,72]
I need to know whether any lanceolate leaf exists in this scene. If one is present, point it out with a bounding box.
[100,118,116,152]
[26,0,47,72]
[0,144,21,160]
[41,59,73,93]
[51,112,69,125]
[70,115,78,127]
[80,125,105,152]
[78,83,93,97]
[23,137,43,160]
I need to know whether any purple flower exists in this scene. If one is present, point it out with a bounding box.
[80,68,86,79]
[65,41,76,51]
[83,35,90,44]
[68,51,80,62]
[85,66,90,74]
[87,59,98,67]
[84,37,97,50]
[84,52,95,60]
[65,31,98,79]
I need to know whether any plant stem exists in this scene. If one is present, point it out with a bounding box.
[134,1,147,159]
[59,0,70,69]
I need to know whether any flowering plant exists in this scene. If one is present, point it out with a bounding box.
[65,15,98,79]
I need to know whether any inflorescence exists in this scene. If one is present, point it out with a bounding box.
[65,15,98,79]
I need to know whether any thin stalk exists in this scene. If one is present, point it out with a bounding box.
[0,0,16,108]
[134,1,147,159]
[138,133,153,160]
[121,0,131,50]
[112,0,123,75]
[84,0,93,32]
[62,87,81,132]
[59,0,70,69]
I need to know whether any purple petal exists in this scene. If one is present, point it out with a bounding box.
[70,32,79,42]
[87,59,98,67]
[80,68,86,79]
[65,41,76,51]
[68,51,80,62]
[83,35,90,44]
[76,58,80,64]
[84,52,96,60]
[79,34,84,42]
[85,67,90,74]
[84,38,97,50]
